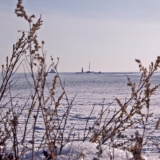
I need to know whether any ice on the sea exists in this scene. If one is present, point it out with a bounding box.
[4,73,160,159]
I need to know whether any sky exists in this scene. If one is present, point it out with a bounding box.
[1,1,160,72]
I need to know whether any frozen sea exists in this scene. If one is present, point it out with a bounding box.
[4,72,160,159]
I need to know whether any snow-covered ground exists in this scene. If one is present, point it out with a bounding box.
[21,142,160,160]
[2,72,160,159]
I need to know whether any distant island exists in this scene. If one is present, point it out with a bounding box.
[48,68,56,73]
[75,63,103,74]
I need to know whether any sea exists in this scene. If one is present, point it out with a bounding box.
[3,72,160,159]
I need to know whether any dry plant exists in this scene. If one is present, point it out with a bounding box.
[0,0,76,159]
[118,59,160,160]
[0,0,160,160]
[83,58,160,160]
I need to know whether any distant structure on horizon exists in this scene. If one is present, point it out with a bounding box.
[81,68,83,73]
[75,62,103,74]
[48,68,56,73]
[86,62,92,74]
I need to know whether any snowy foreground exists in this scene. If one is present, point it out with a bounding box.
[22,142,160,160]
[7,73,160,159]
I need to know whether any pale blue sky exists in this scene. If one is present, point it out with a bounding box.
[1,1,160,72]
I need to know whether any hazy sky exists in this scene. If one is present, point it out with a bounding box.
[1,1,160,72]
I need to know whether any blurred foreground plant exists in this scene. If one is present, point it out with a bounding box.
[85,57,160,160]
